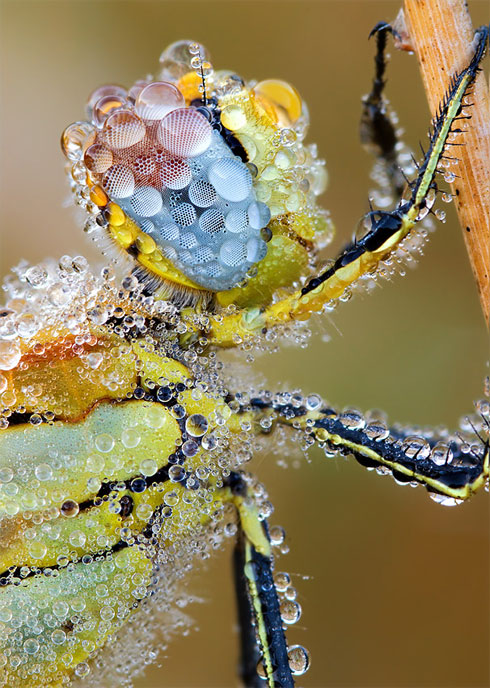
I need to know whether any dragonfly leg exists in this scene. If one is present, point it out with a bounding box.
[225,472,295,688]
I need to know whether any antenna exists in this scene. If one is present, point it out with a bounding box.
[199,48,208,106]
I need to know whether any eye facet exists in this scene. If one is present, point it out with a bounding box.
[207,158,252,203]
[157,108,213,158]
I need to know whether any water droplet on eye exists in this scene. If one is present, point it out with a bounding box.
[280,599,302,625]
[288,645,310,675]
[158,108,212,157]
[61,121,95,161]
[102,110,146,149]
[102,165,135,199]
[135,81,184,121]
[247,201,271,231]
[130,185,163,217]
[185,414,209,437]
[208,158,252,203]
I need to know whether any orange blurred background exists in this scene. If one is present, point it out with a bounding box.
[1,2,489,687]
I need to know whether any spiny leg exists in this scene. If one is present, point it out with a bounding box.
[233,533,263,688]
[225,473,295,688]
[243,396,489,504]
[192,26,489,347]
[360,22,407,202]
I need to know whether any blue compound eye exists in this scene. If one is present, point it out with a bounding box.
[79,92,271,292]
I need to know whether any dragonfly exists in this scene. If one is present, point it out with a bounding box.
[0,13,488,688]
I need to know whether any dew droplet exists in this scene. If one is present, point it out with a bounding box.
[122,428,141,448]
[280,599,302,625]
[269,525,285,546]
[139,458,158,476]
[0,341,21,371]
[288,645,310,675]
[34,463,53,481]
[60,500,79,518]
[95,433,115,453]
[305,394,322,411]
[401,435,431,460]
[185,414,209,437]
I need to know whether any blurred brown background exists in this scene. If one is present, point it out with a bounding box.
[1,1,489,687]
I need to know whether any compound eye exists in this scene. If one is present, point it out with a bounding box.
[64,77,272,293]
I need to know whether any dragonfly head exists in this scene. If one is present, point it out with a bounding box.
[62,40,331,308]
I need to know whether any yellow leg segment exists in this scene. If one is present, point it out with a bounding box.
[183,26,488,348]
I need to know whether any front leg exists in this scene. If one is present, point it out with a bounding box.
[189,26,488,347]
[360,22,407,201]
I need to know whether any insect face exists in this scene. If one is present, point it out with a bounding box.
[62,41,331,310]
